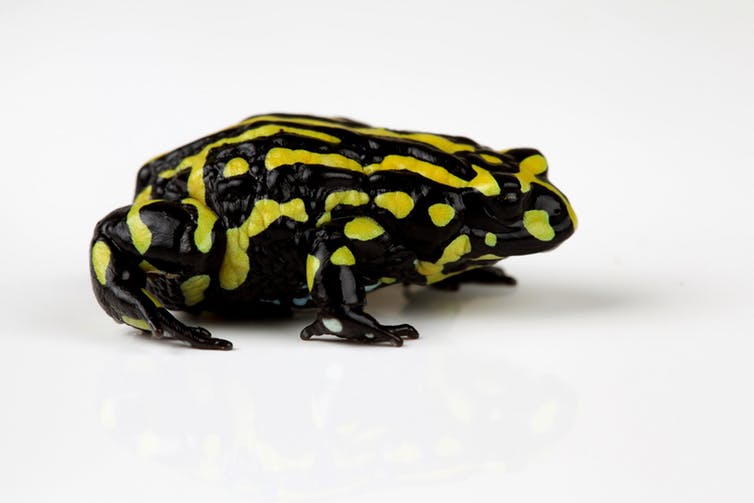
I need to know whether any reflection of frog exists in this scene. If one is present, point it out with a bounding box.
[90,114,576,349]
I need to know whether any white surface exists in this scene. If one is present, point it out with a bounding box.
[1,1,753,501]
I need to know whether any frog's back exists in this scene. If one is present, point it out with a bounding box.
[133,113,506,208]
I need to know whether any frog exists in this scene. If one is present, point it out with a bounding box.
[90,113,577,350]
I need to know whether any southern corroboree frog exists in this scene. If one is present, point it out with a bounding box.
[90,114,577,349]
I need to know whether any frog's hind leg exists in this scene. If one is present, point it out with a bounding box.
[90,200,232,350]
[300,228,419,346]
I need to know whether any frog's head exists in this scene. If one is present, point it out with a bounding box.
[473,149,577,255]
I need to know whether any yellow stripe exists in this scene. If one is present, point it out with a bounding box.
[239,115,476,154]
[306,254,320,291]
[91,241,111,285]
[244,198,308,238]
[141,288,163,308]
[220,198,309,290]
[180,275,211,306]
[219,227,249,290]
[223,157,249,177]
[325,190,370,211]
[374,191,414,218]
[480,153,503,165]
[317,190,370,226]
[343,216,384,241]
[181,198,218,253]
[265,148,363,173]
[127,200,157,255]
[134,186,152,205]
[139,260,159,273]
[473,253,504,261]
[427,203,455,227]
[516,154,548,193]
[365,156,499,197]
[330,246,356,266]
[159,124,341,203]
[416,234,472,284]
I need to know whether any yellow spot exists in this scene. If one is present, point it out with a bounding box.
[180,275,211,306]
[330,246,356,266]
[141,288,163,308]
[182,198,218,253]
[523,210,555,241]
[344,217,384,241]
[516,154,548,193]
[317,190,370,226]
[484,232,497,247]
[223,157,249,177]
[265,148,363,173]
[91,241,111,285]
[365,156,499,196]
[160,124,341,204]
[306,254,320,291]
[127,200,156,255]
[240,115,476,154]
[428,203,455,227]
[480,153,503,165]
[379,277,397,284]
[416,235,472,283]
[220,198,309,289]
[122,316,150,331]
[374,191,414,218]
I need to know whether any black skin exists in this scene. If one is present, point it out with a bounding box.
[90,115,575,349]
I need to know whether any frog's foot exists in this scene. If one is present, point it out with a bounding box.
[300,308,419,347]
[146,309,233,350]
[431,266,517,291]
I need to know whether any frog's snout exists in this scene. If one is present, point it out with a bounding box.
[521,185,577,245]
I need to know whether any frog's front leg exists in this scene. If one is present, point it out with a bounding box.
[301,228,419,346]
[90,200,232,350]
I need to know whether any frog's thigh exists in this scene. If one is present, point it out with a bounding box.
[90,201,230,350]
[302,226,418,346]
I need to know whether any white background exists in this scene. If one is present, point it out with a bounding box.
[1,0,752,501]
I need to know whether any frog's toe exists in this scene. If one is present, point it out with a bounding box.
[385,323,419,339]
[300,321,321,341]
[151,312,232,350]
[182,327,233,350]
